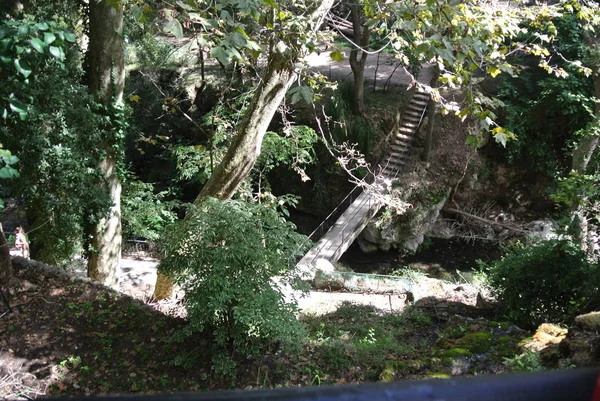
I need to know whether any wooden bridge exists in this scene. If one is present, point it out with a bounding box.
[297,68,433,277]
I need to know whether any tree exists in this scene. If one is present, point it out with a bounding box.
[194,0,336,201]
[347,0,371,116]
[86,0,125,288]
[152,0,335,300]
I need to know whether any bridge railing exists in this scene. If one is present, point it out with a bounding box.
[44,368,600,401]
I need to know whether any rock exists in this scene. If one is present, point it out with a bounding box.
[314,258,335,273]
[525,220,559,242]
[574,311,600,331]
[360,189,450,253]
[521,323,567,352]
[559,311,600,367]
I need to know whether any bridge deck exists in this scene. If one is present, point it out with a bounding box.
[297,191,381,277]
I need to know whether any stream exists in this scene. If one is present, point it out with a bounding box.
[338,237,502,282]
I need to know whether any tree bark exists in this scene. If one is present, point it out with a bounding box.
[86,0,125,289]
[421,66,440,162]
[0,223,14,299]
[570,33,600,256]
[196,53,297,201]
[571,73,600,174]
[348,1,370,116]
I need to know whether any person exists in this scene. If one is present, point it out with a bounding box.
[15,226,29,259]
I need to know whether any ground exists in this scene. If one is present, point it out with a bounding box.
[0,253,532,399]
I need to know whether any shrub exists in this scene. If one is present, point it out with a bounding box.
[121,174,180,242]
[159,198,311,376]
[486,240,599,328]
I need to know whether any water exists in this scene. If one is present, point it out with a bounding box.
[338,237,502,281]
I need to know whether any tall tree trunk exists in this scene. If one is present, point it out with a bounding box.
[421,66,440,162]
[572,74,600,173]
[196,54,296,201]
[86,0,125,289]
[153,0,335,300]
[0,223,14,300]
[570,32,600,255]
[349,1,370,116]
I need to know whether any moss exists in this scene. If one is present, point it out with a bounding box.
[517,336,533,349]
[425,372,451,379]
[575,312,600,331]
[489,321,513,331]
[379,360,427,382]
[435,337,453,349]
[440,348,473,362]
[454,332,494,354]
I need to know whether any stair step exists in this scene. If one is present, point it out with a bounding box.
[390,142,411,151]
[386,153,408,164]
[404,110,422,118]
[407,102,427,111]
[390,144,410,154]
[394,132,413,142]
[383,157,407,168]
[401,121,419,129]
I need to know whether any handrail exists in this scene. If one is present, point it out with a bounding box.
[44,368,600,401]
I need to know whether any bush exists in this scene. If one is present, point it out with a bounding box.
[121,174,180,242]
[486,240,599,328]
[159,198,311,376]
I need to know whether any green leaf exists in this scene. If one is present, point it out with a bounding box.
[287,86,313,105]
[9,99,28,117]
[30,37,46,53]
[49,45,65,61]
[330,49,344,62]
[176,0,194,10]
[164,19,184,39]
[487,65,501,78]
[13,58,32,78]
[0,166,19,179]
[211,46,230,66]
[44,32,56,45]
[229,31,247,48]
[17,24,29,36]
[33,22,49,31]
[64,31,76,43]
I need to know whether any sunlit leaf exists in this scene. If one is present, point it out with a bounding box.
[48,45,65,61]
[13,58,32,78]
[164,19,184,39]
[30,37,46,53]
[330,49,344,62]
[44,32,56,45]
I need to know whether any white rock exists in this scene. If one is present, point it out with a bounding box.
[314,258,335,273]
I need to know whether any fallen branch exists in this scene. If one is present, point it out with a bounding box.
[443,207,527,234]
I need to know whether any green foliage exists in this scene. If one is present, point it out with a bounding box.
[159,198,311,377]
[252,125,319,202]
[504,350,543,372]
[552,171,600,211]
[0,145,19,211]
[326,84,378,155]
[0,30,110,264]
[126,33,177,67]
[121,174,180,241]
[303,302,432,380]
[496,11,594,174]
[484,240,600,328]
[0,17,77,120]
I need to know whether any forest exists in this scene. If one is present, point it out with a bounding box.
[0,0,600,398]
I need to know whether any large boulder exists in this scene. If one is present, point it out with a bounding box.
[559,311,600,367]
[358,189,450,253]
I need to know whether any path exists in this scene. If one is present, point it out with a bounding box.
[113,255,410,315]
